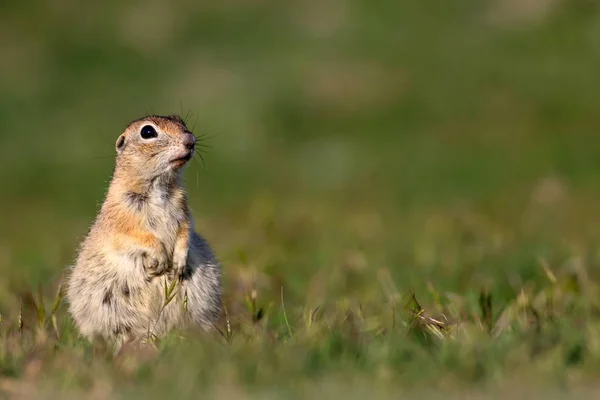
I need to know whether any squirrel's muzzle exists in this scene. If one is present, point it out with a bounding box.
[183,132,196,151]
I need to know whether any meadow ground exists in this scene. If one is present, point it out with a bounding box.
[2,0,600,398]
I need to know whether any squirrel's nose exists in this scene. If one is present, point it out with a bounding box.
[183,132,196,150]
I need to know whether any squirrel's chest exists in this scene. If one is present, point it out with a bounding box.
[144,193,185,240]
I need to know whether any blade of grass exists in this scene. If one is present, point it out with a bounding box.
[281,286,292,338]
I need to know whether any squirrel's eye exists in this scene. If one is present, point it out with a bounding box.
[140,125,158,139]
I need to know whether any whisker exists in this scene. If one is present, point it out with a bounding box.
[179,102,185,123]
[192,112,199,133]
[190,152,199,166]
[195,132,220,141]
[194,149,206,168]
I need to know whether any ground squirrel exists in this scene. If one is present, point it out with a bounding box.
[66,115,221,346]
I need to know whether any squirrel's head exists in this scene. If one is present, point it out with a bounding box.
[115,115,197,179]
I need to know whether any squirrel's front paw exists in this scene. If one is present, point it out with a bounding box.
[142,248,169,279]
[171,249,188,279]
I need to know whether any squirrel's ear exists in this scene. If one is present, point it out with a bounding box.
[116,135,126,153]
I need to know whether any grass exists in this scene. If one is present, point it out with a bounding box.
[2,260,600,398]
[2,0,600,398]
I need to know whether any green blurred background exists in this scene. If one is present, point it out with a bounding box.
[1,0,600,322]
